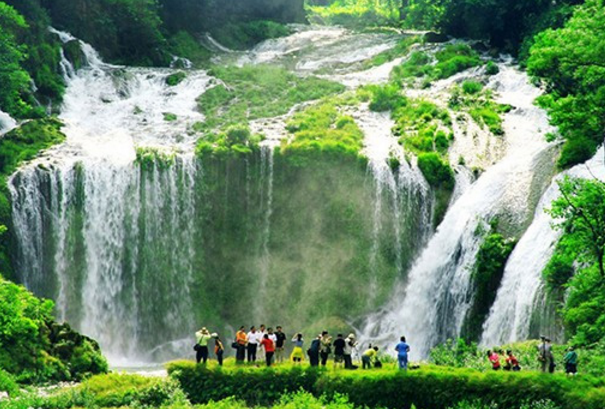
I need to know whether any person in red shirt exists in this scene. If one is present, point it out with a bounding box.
[505,349,521,371]
[487,350,501,370]
[261,334,276,367]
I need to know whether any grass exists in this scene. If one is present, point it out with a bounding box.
[210,20,291,51]
[448,83,512,136]
[196,64,345,133]
[279,93,366,166]
[362,36,423,70]
[392,44,484,87]
[135,147,177,169]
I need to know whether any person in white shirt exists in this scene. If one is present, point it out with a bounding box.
[257,324,267,361]
[247,326,261,362]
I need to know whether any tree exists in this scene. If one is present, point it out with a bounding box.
[528,0,605,168]
[548,176,605,279]
[0,2,35,118]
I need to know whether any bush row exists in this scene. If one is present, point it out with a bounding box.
[167,361,605,409]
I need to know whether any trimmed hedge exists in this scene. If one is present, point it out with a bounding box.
[167,361,605,409]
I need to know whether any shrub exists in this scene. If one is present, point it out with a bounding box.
[166,72,187,86]
[167,360,605,409]
[367,83,407,112]
[417,152,455,190]
[462,81,483,95]
[485,61,500,76]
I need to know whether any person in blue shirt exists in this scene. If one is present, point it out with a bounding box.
[395,336,410,370]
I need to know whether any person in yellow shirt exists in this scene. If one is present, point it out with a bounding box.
[362,346,379,369]
[194,327,213,364]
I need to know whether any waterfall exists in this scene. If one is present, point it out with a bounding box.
[257,145,275,318]
[10,157,199,362]
[0,110,17,134]
[360,64,556,357]
[481,147,605,347]
[357,106,432,308]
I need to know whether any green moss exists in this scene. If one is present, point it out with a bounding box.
[197,65,345,132]
[462,81,483,95]
[0,118,65,177]
[163,112,178,122]
[165,72,187,86]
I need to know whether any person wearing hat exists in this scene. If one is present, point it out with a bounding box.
[537,336,555,373]
[343,333,357,369]
[195,327,213,364]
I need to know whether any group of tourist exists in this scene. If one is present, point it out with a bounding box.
[486,337,578,375]
[194,325,411,370]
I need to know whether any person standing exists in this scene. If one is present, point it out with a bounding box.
[538,337,555,373]
[257,325,267,362]
[194,327,213,364]
[343,333,357,369]
[319,331,332,366]
[247,326,260,363]
[235,326,248,363]
[362,346,379,369]
[261,334,276,367]
[333,334,346,368]
[275,326,287,363]
[308,335,321,367]
[214,334,225,366]
[564,346,578,375]
[291,333,305,363]
[395,336,410,370]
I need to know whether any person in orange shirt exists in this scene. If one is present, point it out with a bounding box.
[235,326,248,363]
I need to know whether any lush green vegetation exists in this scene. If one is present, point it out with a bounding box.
[391,44,483,88]
[197,65,345,133]
[307,0,400,28]
[0,119,106,387]
[165,360,605,409]
[527,0,605,168]
[0,2,64,118]
[280,95,365,166]
[196,125,263,158]
[210,20,291,51]
[0,277,107,385]
[448,81,512,136]
[544,177,605,348]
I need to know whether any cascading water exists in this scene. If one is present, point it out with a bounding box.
[0,110,17,134]
[9,26,434,364]
[481,147,605,347]
[359,64,557,357]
